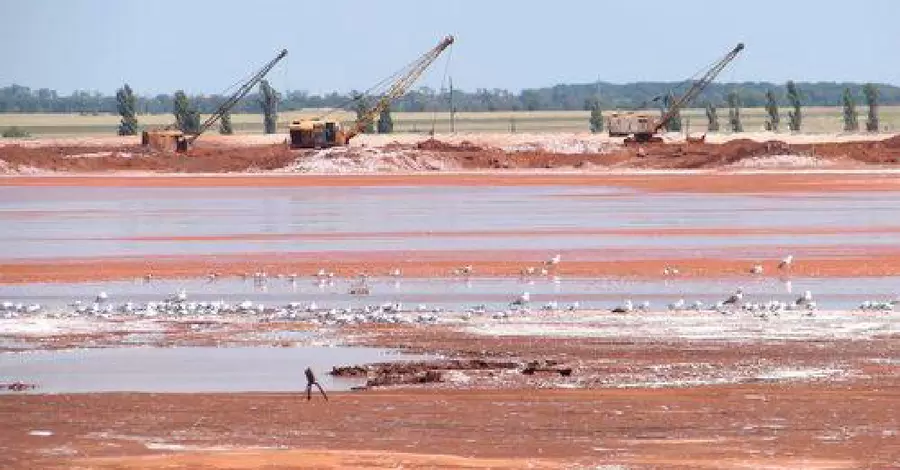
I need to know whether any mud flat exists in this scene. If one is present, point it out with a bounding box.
[3,383,898,468]
[2,304,898,468]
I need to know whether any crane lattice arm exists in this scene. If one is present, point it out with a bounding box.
[656,43,744,133]
[186,49,288,145]
[348,35,454,139]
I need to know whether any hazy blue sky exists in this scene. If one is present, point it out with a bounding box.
[3,0,898,95]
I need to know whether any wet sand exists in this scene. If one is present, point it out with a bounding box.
[4,172,900,193]
[5,249,900,283]
[3,385,898,469]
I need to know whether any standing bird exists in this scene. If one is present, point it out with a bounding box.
[95,291,109,303]
[546,254,562,267]
[778,255,794,270]
[722,287,744,307]
[795,290,814,307]
[389,268,402,278]
[510,292,531,307]
[749,264,764,275]
[663,266,680,276]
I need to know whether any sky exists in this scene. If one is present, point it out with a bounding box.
[2,0,899,96]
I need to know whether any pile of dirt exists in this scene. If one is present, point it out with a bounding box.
[416,138,484,152]
[331,359,521,387]
[0,143,297,173]
[280,147,457,173]
[4,134,900,173]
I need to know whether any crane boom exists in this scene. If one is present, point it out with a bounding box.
[347,35,454,140]
[655,43,744,133]
[186,49,288,145]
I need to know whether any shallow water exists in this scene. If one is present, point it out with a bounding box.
[3,186,900,259]
[2,184,899,311]
[0,346,425,394]
[0,276,896,312]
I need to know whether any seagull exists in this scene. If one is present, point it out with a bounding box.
[749,264,764,275]
[778,255,794,270]
[795,290,813,307]
[611,300,634,314]
[546,254,562,266]
[510,292,530,307]
[668,298,686,311]
[722,287,744,307]
[663,266,680,276]
[454,265,474,276]
[95,291,109,303]
[167,289,187,303]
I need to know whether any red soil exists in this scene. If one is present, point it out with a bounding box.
[4,249,900,283]
[3,385,898,469]
[3,134,900,174]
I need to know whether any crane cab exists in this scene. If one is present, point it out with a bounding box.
[141,129,189,152]
[288,119,348,149]
[607,112,660,138]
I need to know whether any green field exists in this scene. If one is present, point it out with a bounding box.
[1,107,898,137]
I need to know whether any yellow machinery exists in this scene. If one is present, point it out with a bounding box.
[142,49,288,152]
[289,35,454,149]
[608,43,744,143]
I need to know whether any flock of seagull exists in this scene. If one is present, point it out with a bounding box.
[2,253,899,323]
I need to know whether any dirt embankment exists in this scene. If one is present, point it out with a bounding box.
[3,135,900,173]
[0,144,298,173]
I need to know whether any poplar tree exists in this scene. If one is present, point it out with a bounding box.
[259,80,278,134]
[116,84,138,136]
[727,92,743,132]
[764,89,780,131]
[841,88,859,131]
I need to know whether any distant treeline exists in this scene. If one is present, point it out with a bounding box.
[1,81,899,114]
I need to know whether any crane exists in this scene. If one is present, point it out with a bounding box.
[142,49,288,152]
[288,35,454,149]
[608,43,744,143]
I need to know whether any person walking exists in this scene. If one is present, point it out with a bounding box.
[305,367,328,401]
